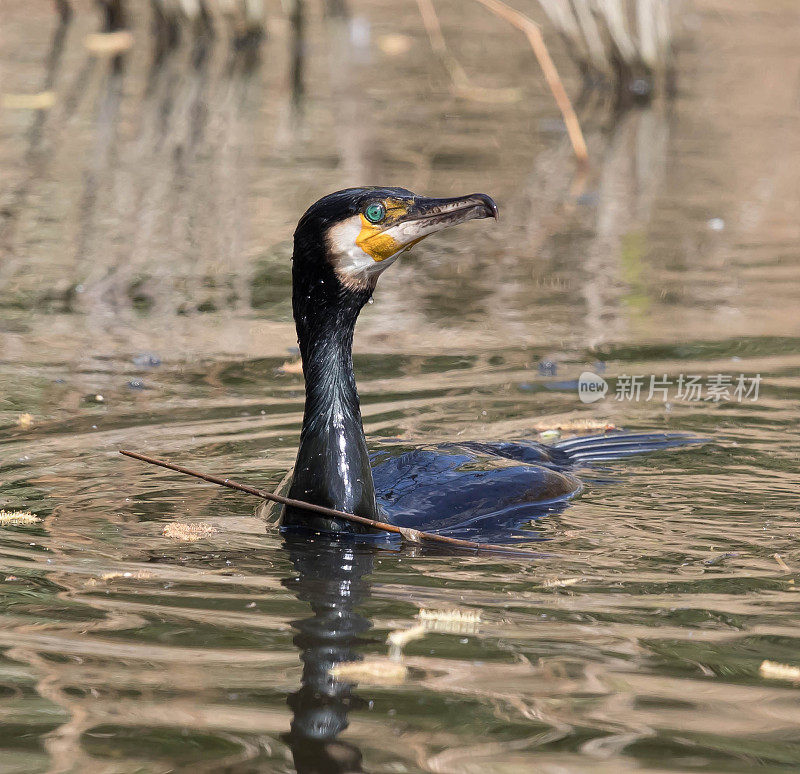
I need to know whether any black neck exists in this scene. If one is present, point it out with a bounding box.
[285,248,379,532]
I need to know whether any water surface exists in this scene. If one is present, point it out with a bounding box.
[1,1,799,771]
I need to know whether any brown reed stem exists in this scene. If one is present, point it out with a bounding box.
[471,0,589,163]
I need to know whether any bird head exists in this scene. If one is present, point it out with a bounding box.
[293,187,498,296]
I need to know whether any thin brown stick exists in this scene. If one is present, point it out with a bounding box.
[119,450,541,557]
[471,0,588,164]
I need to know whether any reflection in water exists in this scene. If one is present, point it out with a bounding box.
[282,536,372,773]
[3,2,793,362]
[577,104,671,348]
[290,0,306,113]
[0,9,69,257]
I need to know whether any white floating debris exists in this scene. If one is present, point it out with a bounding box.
[0,510,41,526]
[418,608,481,635]
[377,33,412,57]
[162,523,217,542]
[84,31,134,55]
[541,577,581,588]
[331,658,408,685]
[1,92,55,110]
[760,660,800,684]
[17,413,34,429]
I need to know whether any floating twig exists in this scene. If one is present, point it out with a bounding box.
[531,418,616,433]
[119,450,541,556]
[774,553,791,573]
[471,0,588,163]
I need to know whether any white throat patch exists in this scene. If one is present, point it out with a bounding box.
[327,216,402,289]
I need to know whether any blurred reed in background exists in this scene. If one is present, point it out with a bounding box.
[65,0,676,100]
[1,0,687,361]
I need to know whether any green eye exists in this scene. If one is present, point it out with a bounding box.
[364,203,386,223]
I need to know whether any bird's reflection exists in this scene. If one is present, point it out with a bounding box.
[281,535,377,773]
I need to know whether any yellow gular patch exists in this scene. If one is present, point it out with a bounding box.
[355,198,416,262]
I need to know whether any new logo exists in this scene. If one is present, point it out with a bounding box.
[577,371,608,403]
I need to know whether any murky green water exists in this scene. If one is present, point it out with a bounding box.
[2,1,800,771]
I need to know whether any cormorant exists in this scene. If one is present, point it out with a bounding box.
[284,187,693,541]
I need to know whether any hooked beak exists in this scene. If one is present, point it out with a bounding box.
[386,193,499,249]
